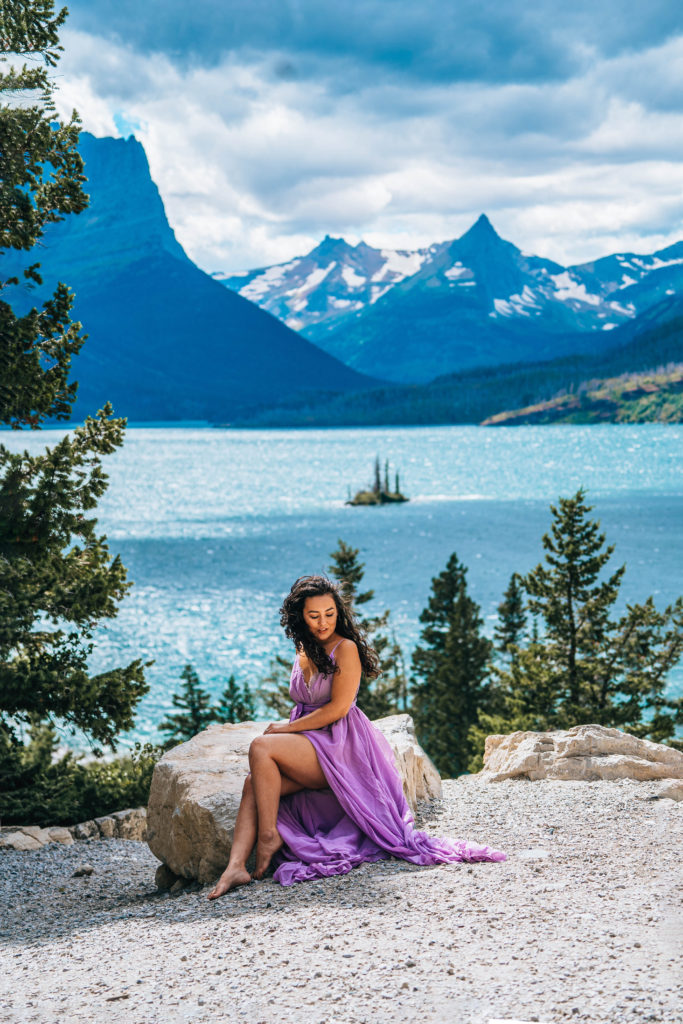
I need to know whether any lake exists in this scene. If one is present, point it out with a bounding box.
[4,423,682,747]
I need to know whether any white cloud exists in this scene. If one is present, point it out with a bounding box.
[52,27,683,272]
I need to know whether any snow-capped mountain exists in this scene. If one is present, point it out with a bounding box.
[217,215,683,383]
[215,235,442,332]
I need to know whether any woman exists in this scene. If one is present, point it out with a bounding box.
[208,575,505,898]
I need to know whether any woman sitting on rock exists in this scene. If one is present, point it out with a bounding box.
[208,574,505,897]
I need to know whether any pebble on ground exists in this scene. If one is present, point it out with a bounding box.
[0,776,681,1024]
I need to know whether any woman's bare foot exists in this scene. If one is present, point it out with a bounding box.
[207,865,252,900]
[253,828,283,879]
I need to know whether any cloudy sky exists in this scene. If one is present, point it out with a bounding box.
[54,0,683,273]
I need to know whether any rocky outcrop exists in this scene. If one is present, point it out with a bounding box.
[147,714,441,885]
[0,825,73,851]
[377,714,442,806]
[0,807,147,851]
[480,725,683,783]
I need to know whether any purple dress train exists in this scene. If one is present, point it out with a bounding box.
[272,642,506,885]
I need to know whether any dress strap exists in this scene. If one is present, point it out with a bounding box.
[330,639,344,658]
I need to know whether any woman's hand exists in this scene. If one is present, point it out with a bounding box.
[263,721,291,735]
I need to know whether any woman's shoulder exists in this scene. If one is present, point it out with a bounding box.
[333,637,359,661]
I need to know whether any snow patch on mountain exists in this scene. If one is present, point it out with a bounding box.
[341,265,366,289]
[370,284,392,303]
[444,262,471,280]
[304,263,336,289]
[241,260,302,301]
[492,285,542,318]
[376,250,427,280]
[550,272,602,306]
[608,300,636,316]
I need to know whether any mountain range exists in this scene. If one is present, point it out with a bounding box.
[4,131,680,425]
[230,293,683,427]
[3,133,376,423]
[218,217,683,383]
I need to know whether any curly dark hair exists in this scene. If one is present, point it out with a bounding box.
[280,574,380,679]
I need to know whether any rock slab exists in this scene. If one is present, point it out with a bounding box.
[147,713,441,884]
[480,724,683,782]
[0,808,147,852]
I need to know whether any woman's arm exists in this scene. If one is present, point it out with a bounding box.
[264,640,361,734]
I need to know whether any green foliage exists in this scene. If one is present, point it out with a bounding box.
[258,654,295,717]
[0,1,148,781]
[494,572,527,658]
[159,664,218,744]
[1,0,89,427]
[0,718,162,826]
[411,552,493,777]
[328,538,407,718]
[216,674,256,724]
[470,490,683,766]
[0,408,149,746]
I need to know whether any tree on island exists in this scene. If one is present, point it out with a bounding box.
[470,489,683,764]
[411,553,493,777]
[216,674,257,724]
[346,455,408,505]
[0,1,149,822]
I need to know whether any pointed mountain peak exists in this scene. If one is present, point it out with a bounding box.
[449,213,518,264]
[463,213,499,240]
[309,234,355,261]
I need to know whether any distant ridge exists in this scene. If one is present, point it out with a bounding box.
[3,133,378,422]
[229,295,683,426]
[219,217,683,384]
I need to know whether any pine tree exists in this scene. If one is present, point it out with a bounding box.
[330,538,374,607]
[258,654,296,718]
[328,539,406,719]
[1,0,88,425]
[473,490,683,749]
[494,573,527,659]
[216,674,256,724]
[0,1,147,757]
[411,552,493,777]
[159,665,217,744]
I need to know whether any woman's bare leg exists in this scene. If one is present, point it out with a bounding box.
[248,734,327,880]
[207,775,257,899]
[207,772,306,900]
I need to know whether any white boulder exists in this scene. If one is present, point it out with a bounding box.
[479,724,683,783]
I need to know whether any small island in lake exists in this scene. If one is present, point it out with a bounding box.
[346,456,409,506]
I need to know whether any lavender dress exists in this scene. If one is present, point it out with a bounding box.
[272,641,506,885]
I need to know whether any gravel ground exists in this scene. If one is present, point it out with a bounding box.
[0,776,681,1024]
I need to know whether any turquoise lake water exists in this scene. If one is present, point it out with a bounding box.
[4,423,682,747]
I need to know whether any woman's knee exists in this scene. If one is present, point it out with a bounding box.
[242,772,253,796]
[248,735,270,764]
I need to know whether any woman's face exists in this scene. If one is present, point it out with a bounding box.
[302,593,338,643]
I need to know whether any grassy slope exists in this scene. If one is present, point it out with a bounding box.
[481,365,683,425]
